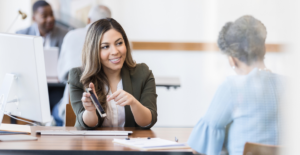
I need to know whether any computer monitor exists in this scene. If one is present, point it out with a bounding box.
[0,33,51,123]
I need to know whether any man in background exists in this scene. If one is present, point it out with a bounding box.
[16,0,68,52]
[52,5,111,126]
[57,5,111,83]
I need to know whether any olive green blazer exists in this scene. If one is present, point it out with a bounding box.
[68,63,157,129]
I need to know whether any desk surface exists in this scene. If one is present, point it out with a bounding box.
[0,127,193,153]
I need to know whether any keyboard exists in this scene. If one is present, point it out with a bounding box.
[36,130,133,136]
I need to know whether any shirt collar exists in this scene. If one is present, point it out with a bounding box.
[34,23,40,36]
[117,79,123,90]
[105,79,123,94]
[33,23,52,37]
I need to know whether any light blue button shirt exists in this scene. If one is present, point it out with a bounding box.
[33,23,52,47]
[188,68,283,155]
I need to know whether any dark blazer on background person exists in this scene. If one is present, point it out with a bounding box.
[16,24,68,53]
[68,63,158,130]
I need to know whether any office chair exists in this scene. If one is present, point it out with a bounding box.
[243,142,279,155]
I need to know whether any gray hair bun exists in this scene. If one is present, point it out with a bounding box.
[218,22,233,53]
[217,15,267,65]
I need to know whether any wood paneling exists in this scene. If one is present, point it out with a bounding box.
[2,115,35,125]
[2,115,11,124]
[131,42,282,52]
[265,44,281,52]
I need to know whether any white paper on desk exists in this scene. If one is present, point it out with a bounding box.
[0,135,37,141]
[0,123,31,133]
[113,138,187,150]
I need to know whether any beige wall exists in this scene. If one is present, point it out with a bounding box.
[0,0,37,33]
[44,0,284,43]
[46,0,96,28]
[100,0,282,43]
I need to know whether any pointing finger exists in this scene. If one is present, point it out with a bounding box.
[89,82,97,96]
[107,90,122,101]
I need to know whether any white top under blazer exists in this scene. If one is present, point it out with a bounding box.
[102,79,126,127]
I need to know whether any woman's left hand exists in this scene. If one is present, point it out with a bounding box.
[107,90,138,106]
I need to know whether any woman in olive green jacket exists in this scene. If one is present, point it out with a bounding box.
[68,18,157,130]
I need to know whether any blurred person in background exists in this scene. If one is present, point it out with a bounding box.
[188,15,283,155]
[57,5,111,83]
[16,0,68,52]
[52,5,111,126]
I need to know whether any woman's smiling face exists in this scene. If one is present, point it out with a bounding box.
[99,29,127,73]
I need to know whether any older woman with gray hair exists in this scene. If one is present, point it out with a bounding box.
[188,15,283,155]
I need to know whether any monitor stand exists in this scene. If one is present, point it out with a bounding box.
[0,74,36,140]
[0,73,15,126]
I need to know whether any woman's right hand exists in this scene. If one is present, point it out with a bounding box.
[82,82,99,127]
[81,82,97,112]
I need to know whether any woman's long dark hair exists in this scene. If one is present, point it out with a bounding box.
[80,18,136,110]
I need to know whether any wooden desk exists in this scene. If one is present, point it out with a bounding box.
[0,127,193,154]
